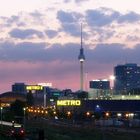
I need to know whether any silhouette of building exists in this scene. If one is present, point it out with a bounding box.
[12,83,26,94]
[114,63,140,92]
[90,79,110,89]
[89,79,110,99]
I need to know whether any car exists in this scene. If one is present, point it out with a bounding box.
[11,125,25,138]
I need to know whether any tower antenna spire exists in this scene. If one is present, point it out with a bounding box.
[78,23,85,91]
[81,23,83,49]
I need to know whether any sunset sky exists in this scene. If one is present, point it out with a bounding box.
[1,0,140,93]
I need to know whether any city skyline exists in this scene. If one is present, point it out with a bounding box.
[1,0,140,93]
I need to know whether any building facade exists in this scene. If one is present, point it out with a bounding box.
[12,83,27,94]
[90,80,110,89]
[114,63,140,93]
[89,79,110,99]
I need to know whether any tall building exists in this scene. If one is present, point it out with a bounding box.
[114,63,140,92]
[12,83,26,94]
[78,24,85,91]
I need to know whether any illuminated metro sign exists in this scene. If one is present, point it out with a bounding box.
[57,100,81,106]
[26,85,43,91]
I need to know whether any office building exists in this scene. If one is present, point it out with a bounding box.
[12,83,26,94]
[114,63,140,92]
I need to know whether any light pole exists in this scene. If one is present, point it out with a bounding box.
[109,75,115,96]
[0,107,3,126]
[23,108,26,128]
[44,87,46,108]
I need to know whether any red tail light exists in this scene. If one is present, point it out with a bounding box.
[20,129,24,134]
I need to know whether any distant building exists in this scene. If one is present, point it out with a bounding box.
[89,79,110,99]
[90,79,110,89]
[12,83,26,94]
[114,63,140,93]
[0,91,26,106]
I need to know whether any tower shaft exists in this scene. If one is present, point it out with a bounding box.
[80,61,84,91]
[78,23,85,91]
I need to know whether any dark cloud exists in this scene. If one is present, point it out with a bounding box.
[86,8,140,27]
[57,10,82,36]
[45,30,58,38]
[9,28,44,39]
[86,8,120,27]
[61,23,80,36]
[118,12,140,23]
[94,28,115,41]
[87,43,125,63]
[57,10,83,23]
[0,41,79,62]
[57,10,77,23]
[1,15,26,27]
[0,41,140,65]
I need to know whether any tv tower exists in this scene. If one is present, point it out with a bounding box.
[78,23,85,91]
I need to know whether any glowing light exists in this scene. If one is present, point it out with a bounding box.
[125,113,129,117]
[129,113,134,117]
[117,113,122,117]
[80,59,85,62]
[122,95,125,99]
[67,111,71,116]
[53,111,56,115]
[86,112,90,116]
[26,85,43,91]
[57,100,81,106]
[102,79,108,81]
[105,112,109,117]
[38,83,52,87]
[96,105,100,108]
[109,75,115,80]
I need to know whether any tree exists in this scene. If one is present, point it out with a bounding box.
[26,91,34,106]
[10,100,26,116]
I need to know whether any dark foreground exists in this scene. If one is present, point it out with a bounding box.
[1,119,140,140]
[26,119,140,140]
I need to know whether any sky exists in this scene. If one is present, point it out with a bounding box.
[1,0,140,93]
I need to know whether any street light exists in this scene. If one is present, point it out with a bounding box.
[23,108,26,128]
[0,107,3,126]
[109,75,115,88]
[109,75,115,96]
[86,111,90,117]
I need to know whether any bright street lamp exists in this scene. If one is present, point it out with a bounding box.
[109,75,115,89]
[109,75,115,96]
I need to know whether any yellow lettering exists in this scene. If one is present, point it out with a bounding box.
[57,100,63,106]
[26,85,43,91]
[57,100,81,106]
